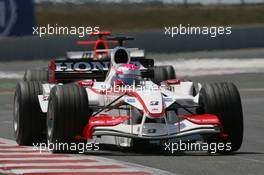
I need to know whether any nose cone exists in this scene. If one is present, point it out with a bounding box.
[136,91,164,117]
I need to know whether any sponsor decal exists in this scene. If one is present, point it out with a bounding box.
[164,97,173,102]
[42,95,49,101]
[55,61,110,72]
[152,108,159,111]
[55,61,143,72]
[147,129,156,133]
[126,98,136,103]
[150,101,159,106]
[81,52,94,59]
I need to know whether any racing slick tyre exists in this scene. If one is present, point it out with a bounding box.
[198,82,243,153]
[24,69,49,82]
[47,84,92,153]
[153,65,176,85]
[13,81,46,145]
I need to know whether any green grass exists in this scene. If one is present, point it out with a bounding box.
[0,79,17,93]
[35,4,264,31]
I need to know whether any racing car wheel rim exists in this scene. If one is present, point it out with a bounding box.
[47,101,54,139]
[13,94,19,133]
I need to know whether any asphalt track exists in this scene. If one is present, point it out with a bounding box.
[0,52,264,174]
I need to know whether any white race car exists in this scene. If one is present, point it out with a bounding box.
[14,36,243,154]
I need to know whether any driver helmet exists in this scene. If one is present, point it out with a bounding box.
[112,64,141,86]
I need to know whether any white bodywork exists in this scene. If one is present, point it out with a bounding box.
[38,46,220,148]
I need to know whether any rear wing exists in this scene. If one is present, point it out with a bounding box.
[48,57,154,83]
[66,48,145,59]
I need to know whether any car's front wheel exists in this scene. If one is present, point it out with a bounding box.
[198,82,243,153]
[47,84,92,153]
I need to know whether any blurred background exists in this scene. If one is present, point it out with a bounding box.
[35,0,264,5]
[0,0,264,78]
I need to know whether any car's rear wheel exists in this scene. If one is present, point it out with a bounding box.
[47,84,92,153]
[24,69,49,82]
[153,65,176,85]
[14,81,46,145]
[198,82,243,153]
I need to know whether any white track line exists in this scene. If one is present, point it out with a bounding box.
[3,168,146,174]
[0,152,53,155]
[0,157,94,160]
